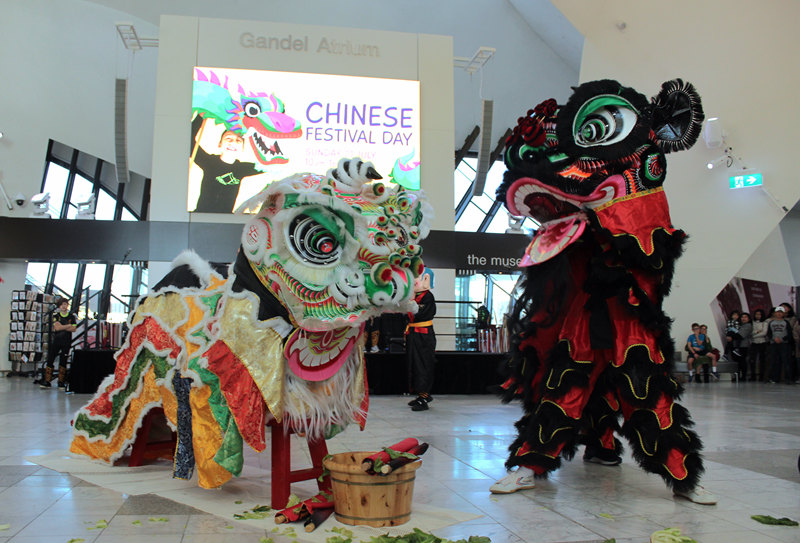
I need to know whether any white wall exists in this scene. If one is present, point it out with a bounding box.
[553,0,800,347]
[737,226,795,287]
[779,213,800,286]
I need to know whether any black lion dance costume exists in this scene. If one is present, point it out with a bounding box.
[490,79,716,504]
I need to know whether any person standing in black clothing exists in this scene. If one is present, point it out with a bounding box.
[39,297,77,389]
[406,269,436,411]
[190,116,267,213]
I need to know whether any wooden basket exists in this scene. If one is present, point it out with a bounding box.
[323,451,421,527]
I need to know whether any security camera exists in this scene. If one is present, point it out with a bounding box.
[14,193,25,206]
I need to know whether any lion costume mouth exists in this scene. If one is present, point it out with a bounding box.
[507,175,627,222]
[284,325,363,382]
[508,175,629,265]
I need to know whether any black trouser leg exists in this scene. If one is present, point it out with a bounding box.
[407,332,436,395]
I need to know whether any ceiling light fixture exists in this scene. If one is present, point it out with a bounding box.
[454,46,496,75]
[115,23,158,50]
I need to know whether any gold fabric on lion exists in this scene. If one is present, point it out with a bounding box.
[217,294,286,422]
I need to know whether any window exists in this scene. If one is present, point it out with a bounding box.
[24,140,151,323]
[25,263,52,292]
[108,265,135,323]
[66,174,94,219]
[41,163,69,218]
[40,139,149,221]
[95,190,117,221]
[454,156,539,233]
[78,263,107,320]
[52,263,79,299]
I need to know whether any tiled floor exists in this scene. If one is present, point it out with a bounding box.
[0,374,799,542]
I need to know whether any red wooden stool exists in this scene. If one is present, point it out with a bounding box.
[268,420,329,509]
[127,407,177,467]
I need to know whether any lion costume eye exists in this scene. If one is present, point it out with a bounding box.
[573,96,638,147]
[288,213,343,265]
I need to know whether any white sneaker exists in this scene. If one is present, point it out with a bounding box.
[674,485,718,505]
[370,345,380,353]
[489,471,536,494]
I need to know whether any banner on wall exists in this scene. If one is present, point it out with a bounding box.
[188,66,421,213]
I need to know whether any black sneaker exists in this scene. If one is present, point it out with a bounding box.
[409,398,429,411]
[407,395,433,407]
[57,381,66,389]
[583,446,622,466]
[39,381,51,389]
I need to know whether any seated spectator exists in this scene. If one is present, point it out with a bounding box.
[686,323,719,382]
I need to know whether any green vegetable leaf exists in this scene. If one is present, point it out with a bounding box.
[132,520,142,526]
[650,527,698,543]
[0,524,9,531]
[331,526,355,538]
[234,511,271,520]
[383,447,419,461]
[286,493,301,507]
[86,519,108,530]
[597,513,615,520]
[67,539,86,543]
[319,454,333,481]
[234,500,243,504]
[751,515,799,526]
[259,538,275,543]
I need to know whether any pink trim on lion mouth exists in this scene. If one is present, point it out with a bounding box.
[284,324,363,382]
[507,175,627,219]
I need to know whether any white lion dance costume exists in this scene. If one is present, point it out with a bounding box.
[70,159,431,489]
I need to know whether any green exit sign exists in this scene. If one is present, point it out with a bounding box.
[729,172,763,189]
